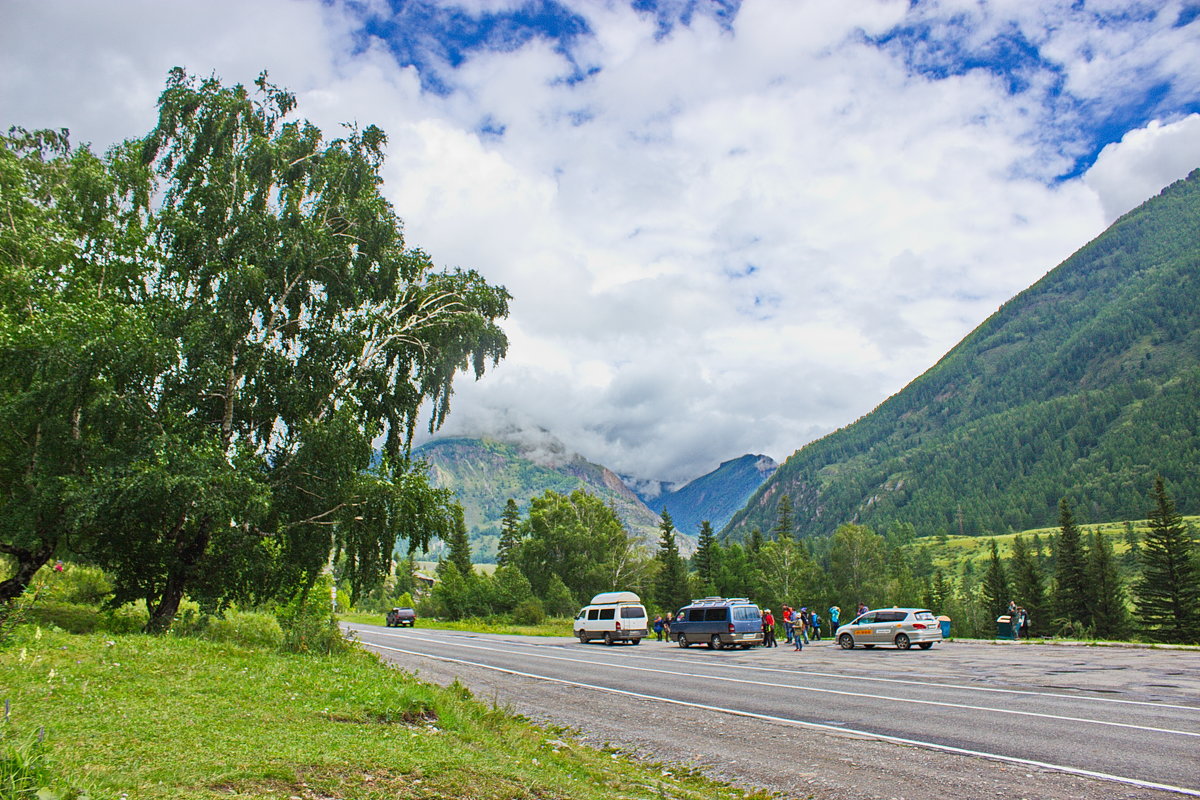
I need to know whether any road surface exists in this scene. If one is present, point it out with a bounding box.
[347,624,1200,800]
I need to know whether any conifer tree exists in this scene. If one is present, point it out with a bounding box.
[693,520,719,590]
[1086,530,1128,639]
[1009,534,1046,636]
[1053,499,1091,634]
[981,538,1011,620]
[1122,521,1140,568]
[772,496,795,542]
[654,511,691,614]
[1135,478,1200,643]
[747,527,764,555]
[446,505,473,578]
[496,498,522,567]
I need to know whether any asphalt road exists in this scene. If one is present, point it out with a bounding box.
[348,624,1200,799]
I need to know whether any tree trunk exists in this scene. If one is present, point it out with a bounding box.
[145,516,212,633]
[0,541,54,602]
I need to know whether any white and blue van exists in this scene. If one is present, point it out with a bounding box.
[574,591,649,645]
[671,597,764,649]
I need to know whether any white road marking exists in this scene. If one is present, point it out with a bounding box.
[359,638,1200,798]
[354,625,1200,712]
[352,628,1200,738]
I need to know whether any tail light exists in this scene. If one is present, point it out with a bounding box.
[912,623,927,629]
[728,623,736,634]
[615,620,622,631]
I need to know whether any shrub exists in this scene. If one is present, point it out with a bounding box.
[204,610,284,650]
[511,598,546,626]
[277,578,353,656]
[45,564,112,606]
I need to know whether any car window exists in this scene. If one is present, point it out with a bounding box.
[877,611,906,622]
[856,613,877,624]
[914,611,936,620]
[704,608,726,622]
[620,606,646,619]
[687,608,705,622]
[732,606,760,621]
[587,609,599,621]
[598,608,615,620]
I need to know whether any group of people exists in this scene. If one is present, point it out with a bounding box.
[651,602,864,648]
[1007,600,1031,638]
[760,605,826,650]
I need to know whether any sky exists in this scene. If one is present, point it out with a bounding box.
[4,0,1200,492]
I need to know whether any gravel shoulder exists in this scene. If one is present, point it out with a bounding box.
[371,636,1191,800]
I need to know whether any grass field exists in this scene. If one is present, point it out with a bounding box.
[339,610,573,638]
[0,623,765,800]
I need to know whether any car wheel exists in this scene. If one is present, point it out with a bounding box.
[577,630,588,643]
[604,632,615,646]
[838,633,854,650]
[709,634,723,650]
[631,638,641,645]
[895,633,911,650]
[918,642,933,650]
[677,633,690,648]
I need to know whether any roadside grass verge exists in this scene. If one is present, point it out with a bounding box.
[339,611,573,638]
[1,625,765,800]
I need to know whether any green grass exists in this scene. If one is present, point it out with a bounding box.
[339,611,573,638]
[1,625,764,800]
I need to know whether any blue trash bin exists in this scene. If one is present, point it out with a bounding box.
[937,615,951,638]
[995,615,1015,640]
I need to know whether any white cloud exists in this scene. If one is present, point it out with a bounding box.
[1084,114,1200,221]
[3,0,1196,487]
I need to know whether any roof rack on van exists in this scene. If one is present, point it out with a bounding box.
[688,597,751,606]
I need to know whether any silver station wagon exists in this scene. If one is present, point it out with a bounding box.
[836,607,942,650]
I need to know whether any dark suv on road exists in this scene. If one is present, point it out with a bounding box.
[385,607,416,627]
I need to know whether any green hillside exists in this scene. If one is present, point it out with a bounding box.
[415,436,665,561]
[725,168,1200,540]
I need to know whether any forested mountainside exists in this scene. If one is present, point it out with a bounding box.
[724,168,1200,541]
[641,454,777,536]
[414,436,665,561]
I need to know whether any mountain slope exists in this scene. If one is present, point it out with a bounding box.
[415,435,667,561]
[643,455,777,536]
[724,168,1200,540]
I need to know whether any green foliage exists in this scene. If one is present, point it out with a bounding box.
[510,490,652,605]
[653,512,690,614]
[1135,478,1200,643]
[202,610,285,650]
[1087,530,1129,639]
[725,169,1200,542]
[1052,499,1090,633]
[981,539,1011,620]
[276,578,352,656]
[511,597,547,626]
[1,70,510,628]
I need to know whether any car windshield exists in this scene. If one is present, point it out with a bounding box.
[913,611,936,620]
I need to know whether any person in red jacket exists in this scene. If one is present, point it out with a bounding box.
[762,608,777,647]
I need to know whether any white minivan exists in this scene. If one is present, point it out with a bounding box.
[574,591,649,645]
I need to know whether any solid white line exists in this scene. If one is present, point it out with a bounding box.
[360,639,1200,799]
[354,625,1200,713]
[352,629,1200,739]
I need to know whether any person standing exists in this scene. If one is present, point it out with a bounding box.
[810,609,821,641]
[783,605,794,644]
[856,601,868,619]
[653,615,664,642]
[829,605,841,633]
[762,608,777,647]
[792,613,805,650]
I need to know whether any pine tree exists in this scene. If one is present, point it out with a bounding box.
[1009,534,1046,636]
[1122,521,1140,568]
[747,527,764,555]
[654,511,691,614]
[981,538,1011,620]
[1053,498,1091,634]
[496,498,522,567]
[446,504,473,578]
[772,496,794,542]
[1135,478,1200,643]
[1086,531,1128,639]
[693,520,719,590]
